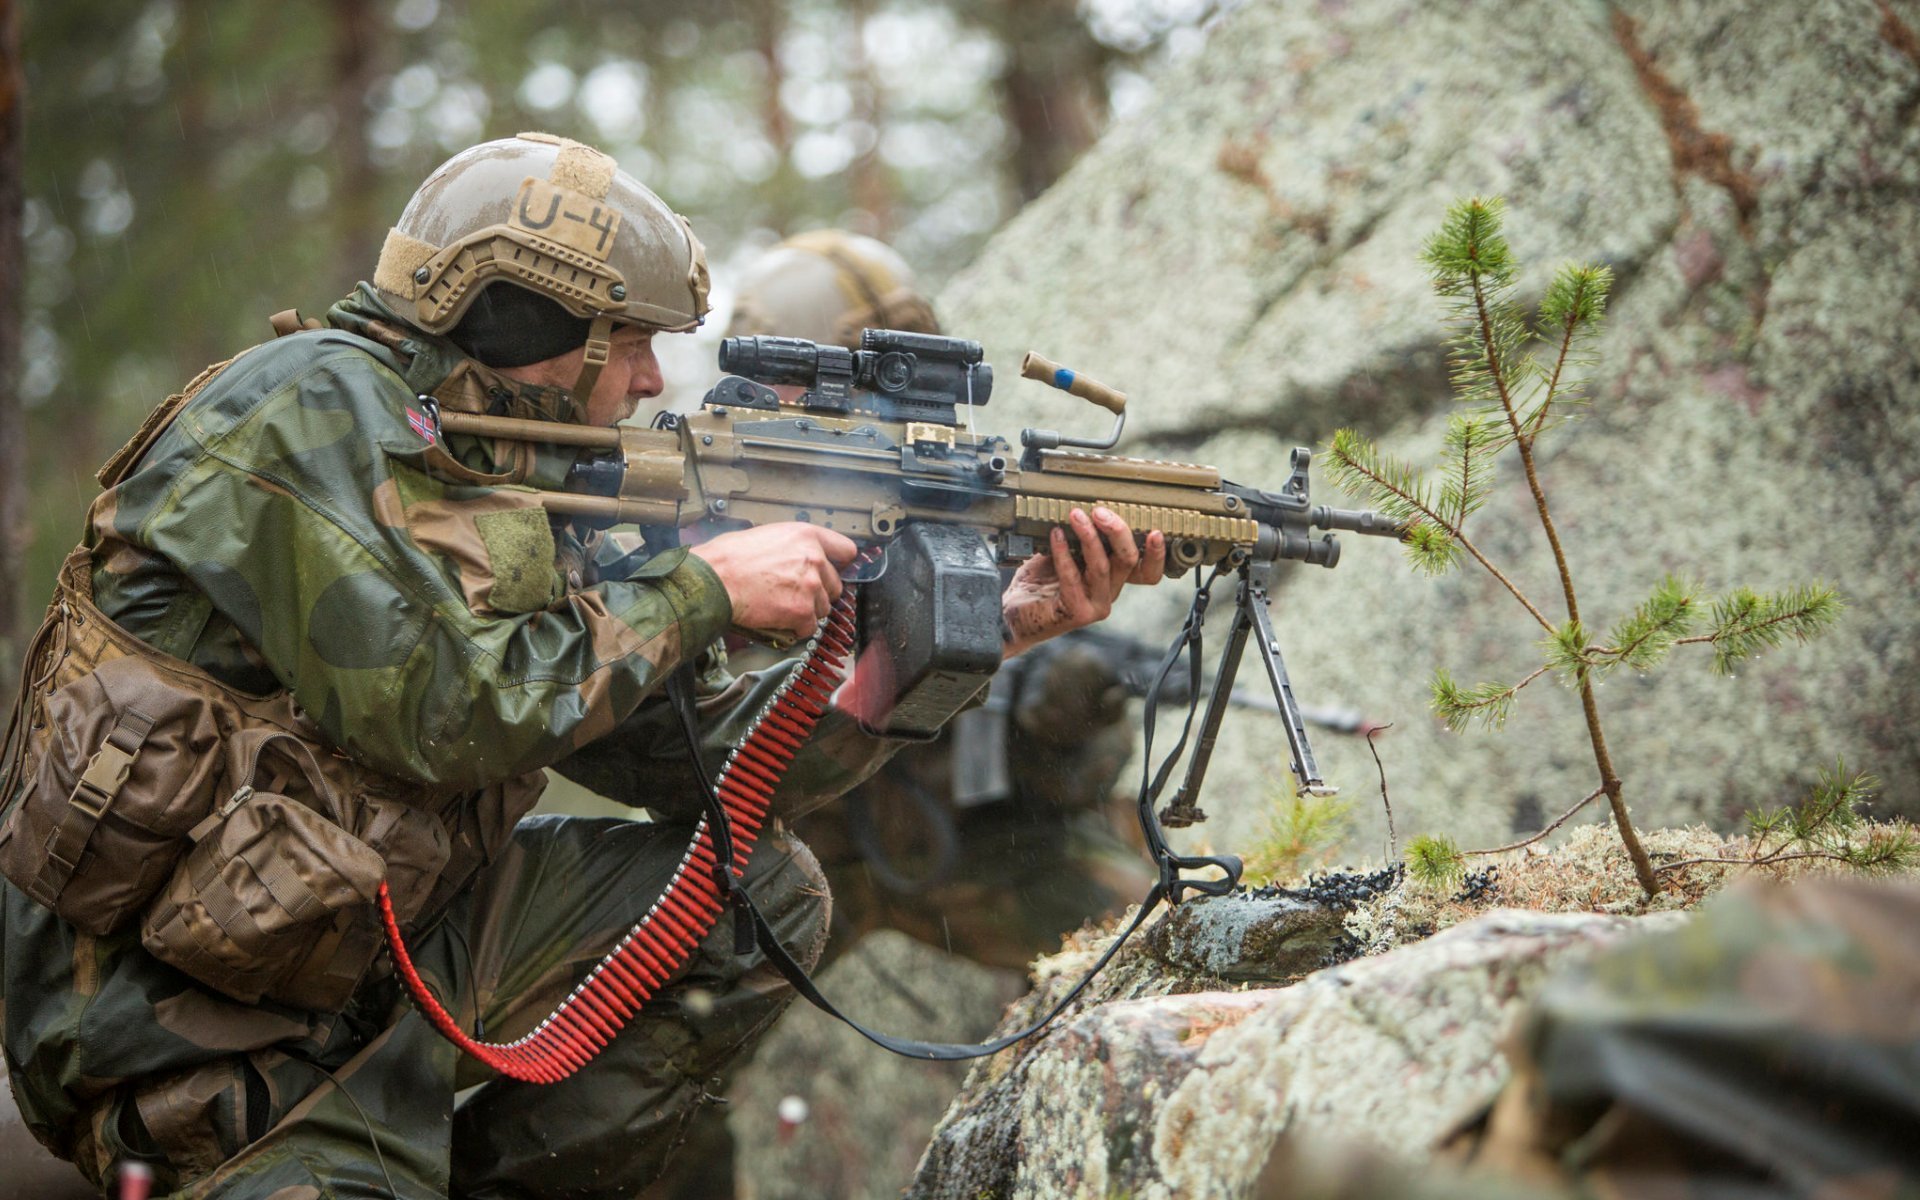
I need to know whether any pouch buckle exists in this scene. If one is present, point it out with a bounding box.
[72,741,137,818]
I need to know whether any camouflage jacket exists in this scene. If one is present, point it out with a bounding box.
[84,284,900,820]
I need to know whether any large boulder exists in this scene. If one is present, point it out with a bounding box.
[907,901,1664,1199]
[939,0,1920,854]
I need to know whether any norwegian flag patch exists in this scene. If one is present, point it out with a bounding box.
[406,407,436,442]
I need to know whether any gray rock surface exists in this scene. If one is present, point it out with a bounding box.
[939,0,1920,856]
[728,930,1025,1200]
[907,906,1664,1200]
[1146,890,1345,982]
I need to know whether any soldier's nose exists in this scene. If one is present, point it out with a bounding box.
[631,343,664,400]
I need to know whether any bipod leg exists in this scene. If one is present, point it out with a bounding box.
[1131,563,1244,906]
[1157,569,1255,829]
[1245,572,1334,796]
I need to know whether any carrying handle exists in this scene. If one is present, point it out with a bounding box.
[218,729,351,827]
[1021,352,1127,414]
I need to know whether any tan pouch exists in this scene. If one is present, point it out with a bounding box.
[142,729,385,1009]
[0,654,224,934]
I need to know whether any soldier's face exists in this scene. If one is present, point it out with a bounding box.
[504,324,665,426]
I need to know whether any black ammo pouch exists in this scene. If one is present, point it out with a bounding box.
[846,523,1002,739]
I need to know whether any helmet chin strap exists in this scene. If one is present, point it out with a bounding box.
[569,314,616,414]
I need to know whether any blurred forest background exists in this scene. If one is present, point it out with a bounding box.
[0,0,1237,679]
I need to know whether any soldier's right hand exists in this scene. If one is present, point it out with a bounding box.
[689,523,859,644]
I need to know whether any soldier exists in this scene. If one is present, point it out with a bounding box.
[723,229,1161,973]
[0,135,1163,1199]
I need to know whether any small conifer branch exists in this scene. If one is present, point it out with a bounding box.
[1662,762,1889,875]
[1590,577,1699,674]
[1528,264,1611,444]
[1465,785,1606,856]
[1327,437,1557,633]
[1438,414,1498,531]
[1473,263,1583,633]
[1431,665,1550,733]
[1406,833,1466,888]
[1533,315,1578,448]
[1543,620,1595,679]
[1672,584,1845,674]
[1657,849,1843,874]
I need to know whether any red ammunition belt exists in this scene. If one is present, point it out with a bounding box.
[378,582,861,1084]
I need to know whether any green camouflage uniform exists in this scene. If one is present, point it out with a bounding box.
[0,286,903,1199]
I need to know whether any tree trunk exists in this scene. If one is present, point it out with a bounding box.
[751,0,797,236]
[845,0,893,235]
[987,0,1106,202]
[330,0,379,292]
[0,0,27,689]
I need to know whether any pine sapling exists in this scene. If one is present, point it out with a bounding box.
[1327,198,1843,897]
[1660,761,1920,877]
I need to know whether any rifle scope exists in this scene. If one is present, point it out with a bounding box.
[719,331,993,411]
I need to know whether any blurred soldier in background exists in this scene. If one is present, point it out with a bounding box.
[723,229,1160,972]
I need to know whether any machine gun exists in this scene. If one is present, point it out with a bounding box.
[391,330,1406,1078]
[433,328,1402,810]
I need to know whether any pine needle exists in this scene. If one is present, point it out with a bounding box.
[1595,576,1699,674]
[1692,583,1845,675]
[1541,619,1593,680]
[1406,833,1467,889]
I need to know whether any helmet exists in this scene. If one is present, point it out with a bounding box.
[373,133,710,396]
[725,229,937,350]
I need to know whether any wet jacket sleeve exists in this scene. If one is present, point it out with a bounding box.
[114,348,733,789]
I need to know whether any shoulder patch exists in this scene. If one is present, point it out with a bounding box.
[474,508,562,614]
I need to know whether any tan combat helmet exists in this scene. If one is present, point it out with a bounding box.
[373,132,710,400]
[726,229,937,350]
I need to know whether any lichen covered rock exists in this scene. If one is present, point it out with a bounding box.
[939,0,1920,857]
[908,905,1662,1200]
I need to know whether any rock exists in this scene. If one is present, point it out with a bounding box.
[1146,891,1346,982]
[938,0,1920,855]
[907,907,1669,1200]
[728,930,1026,1200]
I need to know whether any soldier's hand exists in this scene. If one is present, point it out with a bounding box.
[1001,506,1166,659]
[690,523,858,645]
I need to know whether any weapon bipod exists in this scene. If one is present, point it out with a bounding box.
[1134,557,1336,906]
